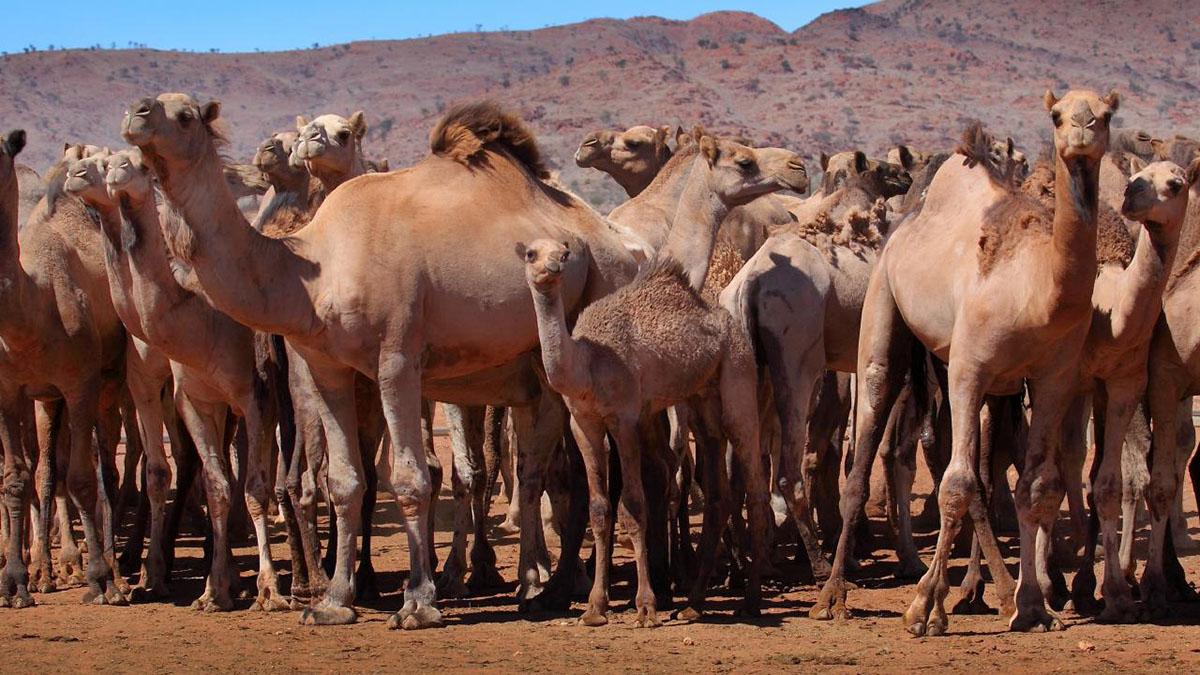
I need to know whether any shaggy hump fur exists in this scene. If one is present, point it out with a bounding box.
[977,193,1052,276]
[1021,161,1135,269]
[430,100,550,179]
[956,120,1014,187]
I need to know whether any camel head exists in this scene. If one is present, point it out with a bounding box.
[62,142,105,166]
[253,130,308,186]
[821,151,911,199]
[294,112,367,176]
[697,135,807,206]
[1121,159,1196,229]
[62,150,115,211]
[988,137,1030,184]
[1044,89,1119,163]
[888,145,932,176]
[104,148,154,205]
[575,125,672,178]
[0,129,26,189]
[520,239,571,295]
[122,93,223,167]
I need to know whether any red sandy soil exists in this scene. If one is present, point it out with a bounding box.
[3,428,1199,673]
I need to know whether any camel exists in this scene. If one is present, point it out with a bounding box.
[1143,152,1200,616]
[252,130,324,236]
[1059,158,1194,622]
[0,129,128,609]
[575,125,672,197]
[814,89,1118,636]
[61,151,186,600]
[294,112,368,192]
[76,147,286,612]
[523,134,807,626]
[122,95,637,628]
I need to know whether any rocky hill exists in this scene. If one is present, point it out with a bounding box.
[2,0,1197,210]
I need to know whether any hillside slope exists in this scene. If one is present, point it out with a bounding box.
[2,0,1196,210]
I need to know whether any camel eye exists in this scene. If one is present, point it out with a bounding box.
[337,129,351,141]
[1050,110,1061,127]
[736,157,755,169]
[625,139,641,148]
[525,249,536,262]
[1168,178,1184,194]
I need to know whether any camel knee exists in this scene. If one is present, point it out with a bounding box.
[938,464,976,515]
[2,467,30,504]
[65,468,96,508]
[1092,474,1122,521]
[145,463,172,501]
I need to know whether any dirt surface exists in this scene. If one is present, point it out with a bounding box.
[4,432,1200,674]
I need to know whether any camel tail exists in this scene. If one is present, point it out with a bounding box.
[482,406,505,503]
[430,100,550,179]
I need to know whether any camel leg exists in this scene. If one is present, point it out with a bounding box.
[286,351,329,602]
[419,399,443,573]
[240,397,287,611]
[175,391,235,612]
[115,389,143,520]
[125,364,172,602]
[1120,402,1151,585]
[373,359,439,631]
[351,378,383,603]
[28,400,59,594]
[95,387,132,600]
[497,410,521,534]
[513,392,566,610]
[296,362,363,626]
[678,396,733,621]
[53,415,85,589]
[461,406,502,594]
[1171,403,1197,551]
[762,327,829,583]
[883,382,927,581]
[438,403,474,598]
[809,372,851,553]
[1087,382,1141,622]
[812,271,912,621]
[1007,376,1073,633]
[902,358,986,637]
[1142,384,1184,618]
[0,386,35,609]
[569,412,612,626]
[608,415,658,628]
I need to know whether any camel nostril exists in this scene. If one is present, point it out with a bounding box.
[545,261,562,274]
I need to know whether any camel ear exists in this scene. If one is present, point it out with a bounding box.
[853,151,869,174]
[1187,158,1200,187]
[1128,155,1146,175]
[1005,138,1015,157]
[514,242,530,262]
[1104,89,1121,113]
[295,115,310,132]
[819,151,830,172]
[1151,138,1165,158]
[897,145,914,171]
[4,130,26,157]
[1043,90,1059,112]
[699,136,719,165]
[348,111,368,139]
[656,125,671,146]
[674,125,688,148]
[200,100,221,125]
[377,158,389,172]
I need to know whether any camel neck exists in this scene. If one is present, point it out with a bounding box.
[609,149,697,251]
[253,179,313,231]
[530,287,586,398]
[0,172,20,274]
[658,158,730,292]
[146,141,318,337]
[120,193,194,328]
[310,153,365,193]
[1052,154,1100,287]
[612,168,654,198]
[1109,222,1178,344]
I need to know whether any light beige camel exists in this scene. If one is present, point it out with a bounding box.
[62,151,184,600]
[122,95,637,628]
[294,112,368,192]
[821,90,1118,636]
[0,130,128,609]
[575,125,672,197]
[79,147,287,612]
[252,130,323,236]
[1143,152,1200,616]
[524,134,807,626]
[1060,159,1194,622]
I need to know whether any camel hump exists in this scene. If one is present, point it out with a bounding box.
[429,100,549,179]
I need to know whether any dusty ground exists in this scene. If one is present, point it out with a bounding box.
[4,431,1200,674]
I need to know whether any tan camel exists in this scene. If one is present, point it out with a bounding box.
[1059,158,1194,622]
[122,95,637,628]
[0,130,128,609]
[816,90,1118,636]
[1143,152,1200,616]
[524,134,806,626]
[252,130,324,236]
[84,147,287,612]
[575,125,672,197]
[294,112,368,192]
[62,151,184,600]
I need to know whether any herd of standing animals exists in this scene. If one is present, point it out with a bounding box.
[1,83,1199,640]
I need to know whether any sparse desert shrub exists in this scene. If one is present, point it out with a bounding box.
[559,75,570,86]
[721,59,731,69]
[782,59,793,73]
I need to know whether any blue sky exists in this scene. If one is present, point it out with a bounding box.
[3,1,867,54]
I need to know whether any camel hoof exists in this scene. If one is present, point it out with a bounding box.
[436,575,469,600]
[1097,602,1140,624]
[300,605,357,625]
[253,592,290,612]
[190,593,233,613]
[1067,592,1102,617]
[951,592,992,616]
[466,566,505,594]
[895,557,928,581]
[672,606,702,623]
[577,608,609,626]
[635,611,662,628]
[905,620,927,637]
[809,583,849,621]
[388,603,443,630]
[1008,608,1065,632]
[4,589,35,609]
[495,519,521,535]
[130,585,170,604]
[35,577,57,595]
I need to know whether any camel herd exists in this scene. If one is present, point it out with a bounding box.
[0,86,1199,639]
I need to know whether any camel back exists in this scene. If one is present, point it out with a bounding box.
[430,101,549,179]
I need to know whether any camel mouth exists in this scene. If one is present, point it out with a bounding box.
[121,117,154,145]
[295,138,328,160]
[574,147,600,167]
